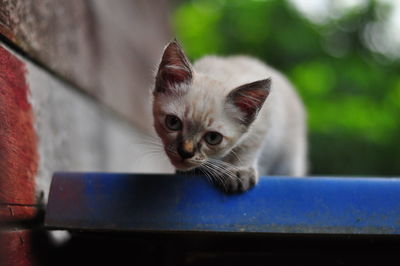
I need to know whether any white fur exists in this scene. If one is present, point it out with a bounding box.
[193,55,308,176]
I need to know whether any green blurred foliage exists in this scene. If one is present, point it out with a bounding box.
[172,0,400,176]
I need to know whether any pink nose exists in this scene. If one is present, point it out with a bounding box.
[178,140,195,159]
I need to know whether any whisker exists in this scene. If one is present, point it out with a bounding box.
[202,163,225,188]
[204,161,236,188]
[199,166,213,184]
[207,160,241,183]
[208,159,241,172]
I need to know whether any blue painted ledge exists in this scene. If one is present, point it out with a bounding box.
[45,172,400,235]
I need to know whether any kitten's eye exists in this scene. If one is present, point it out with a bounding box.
[204,132,223,145]
[165,115,182,131]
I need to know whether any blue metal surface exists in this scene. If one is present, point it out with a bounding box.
[45,173,400,235]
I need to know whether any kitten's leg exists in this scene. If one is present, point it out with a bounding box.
[215,141,261,193]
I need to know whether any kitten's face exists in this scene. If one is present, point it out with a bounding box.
[153,41,270,171]
[153,78,246,170]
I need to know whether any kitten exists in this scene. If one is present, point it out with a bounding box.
[152,40,307,192]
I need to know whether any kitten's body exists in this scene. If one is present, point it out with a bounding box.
[193,55,307,177]
[153,41,307,192]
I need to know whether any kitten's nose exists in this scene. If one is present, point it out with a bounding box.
[178,140,195,159]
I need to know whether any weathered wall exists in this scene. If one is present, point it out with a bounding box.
[27,47,174,203]
[0,0,170,133]
[0,1,173,265]
[0,42,173,266]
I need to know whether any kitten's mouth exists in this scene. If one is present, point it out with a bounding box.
[165,151,202,171]
[171,159,201,171]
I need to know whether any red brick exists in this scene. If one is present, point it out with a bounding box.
[0,46,38,205]
[0,230,34,266]
[0,205,37,222]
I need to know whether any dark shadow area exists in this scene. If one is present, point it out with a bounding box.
[31,229,400,266]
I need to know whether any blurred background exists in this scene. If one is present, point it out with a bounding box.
[172,0,400,176]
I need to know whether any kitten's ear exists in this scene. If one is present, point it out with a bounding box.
[226,78,271,125]
[155,40,193,93]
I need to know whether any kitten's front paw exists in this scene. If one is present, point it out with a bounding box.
[220,166,258,193]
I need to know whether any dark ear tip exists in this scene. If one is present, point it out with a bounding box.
[168,37,180,47]
[164,38,185,54]
[261,78,272,91]
[263,77,271,85]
